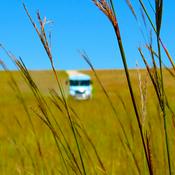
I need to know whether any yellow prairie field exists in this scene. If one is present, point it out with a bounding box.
[0,69,175,174]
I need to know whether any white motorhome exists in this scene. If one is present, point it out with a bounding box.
[68,73,92,100]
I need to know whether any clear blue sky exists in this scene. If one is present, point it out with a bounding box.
[0,0,175,70]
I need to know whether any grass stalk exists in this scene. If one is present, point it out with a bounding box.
[80,51,141,174]
[49,89,105,174]
[157,37,172,174]
[23,4,87,174]
[0,57,48,173]
[155,0,172,173]
[136,1,173,172]
[139,0,175,71]
[93,1,152,174]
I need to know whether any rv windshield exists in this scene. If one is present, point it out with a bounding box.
[70,80,90,86]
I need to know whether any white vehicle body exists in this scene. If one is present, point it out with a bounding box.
[68,73,92,100]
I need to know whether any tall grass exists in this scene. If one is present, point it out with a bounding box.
[0,0,175,174]
[92,0,175,174]
[93,0,153,174]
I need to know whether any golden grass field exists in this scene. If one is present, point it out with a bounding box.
[0,69,175,174]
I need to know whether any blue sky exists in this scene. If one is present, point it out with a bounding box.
[0,0,175,70]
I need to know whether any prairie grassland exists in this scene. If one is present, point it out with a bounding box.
[0,69,175,174]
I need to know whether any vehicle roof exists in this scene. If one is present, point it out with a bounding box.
[69,74,91,81]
